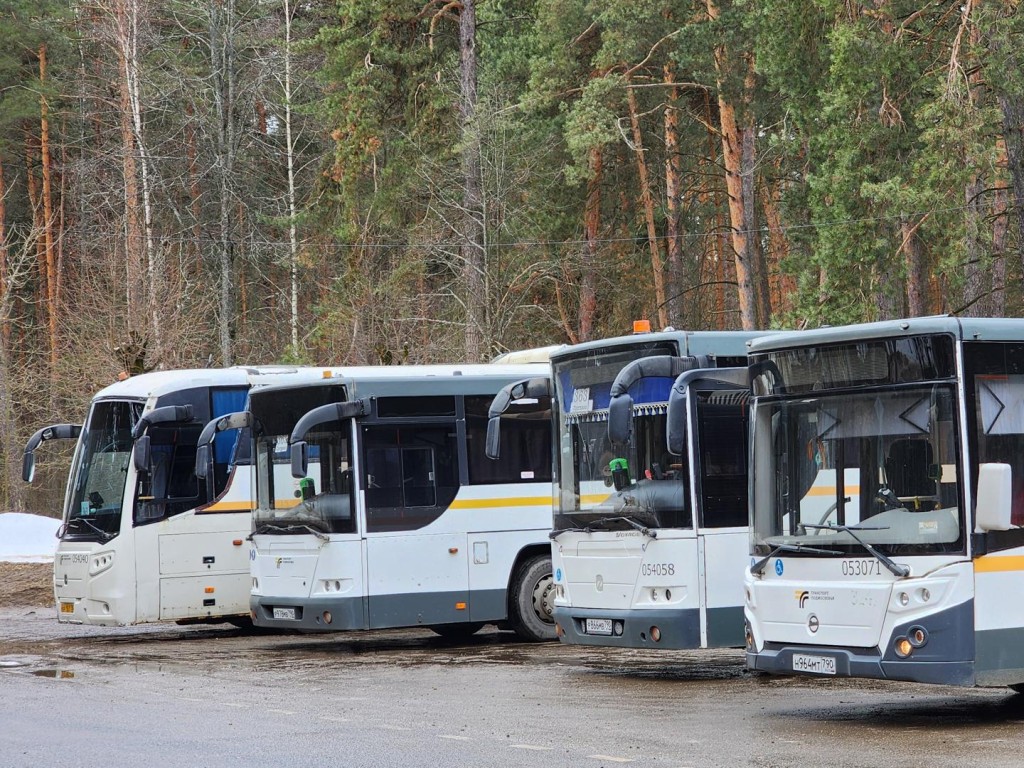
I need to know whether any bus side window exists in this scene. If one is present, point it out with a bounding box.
[363,425,458,532]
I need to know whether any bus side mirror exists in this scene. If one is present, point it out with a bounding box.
[608,393,633,445]
[290,441,308,479]
[485,417,502,460]
[195,444,212,480]
[22,451,35,483]
[133,435,152,473]
[976,462,1013,532]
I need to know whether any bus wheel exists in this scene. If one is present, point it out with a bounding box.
[510,555,556,642]
[429,622,485,639]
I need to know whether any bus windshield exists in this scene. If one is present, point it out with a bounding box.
[66,400,142,540]
[557,410,687,530]
[750,384,964,556]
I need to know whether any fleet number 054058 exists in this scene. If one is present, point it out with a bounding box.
[640,563,676,576]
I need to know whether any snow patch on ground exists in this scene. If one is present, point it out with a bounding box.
[0,512,60,563]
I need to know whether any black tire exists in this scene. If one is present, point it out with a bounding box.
[1010,683,1024,694]
[429,622,485,639]
[509,554,556,642]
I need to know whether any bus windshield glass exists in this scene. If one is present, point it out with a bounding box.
[750,384,964,556]
[66,400,142,540]
[252,385,354,536]
[553,340,686,531]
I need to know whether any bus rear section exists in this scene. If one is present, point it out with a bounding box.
[744,318,1024,688]
[247,365,557,640]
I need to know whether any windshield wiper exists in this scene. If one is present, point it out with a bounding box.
[750,542,843,575]
[67,516,114,541]
[248,522,329,542]
[803,523,910,577]
[585,515,658,539]
[551,515,658,539]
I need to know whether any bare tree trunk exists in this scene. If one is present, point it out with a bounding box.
[121,0,161,363]
[990,141,1010,315]
[0,156,7,349]
[579,147,601,342]
[626,85,669,331]
[283,0,300,355]
[902,216,929,316]
[211,0,237,366]
[115,2,144,324]
[663,67,684,327]
[39,44,59,371]
[706,0,760,330]
[459,0,485,360]
[761,174,794,319]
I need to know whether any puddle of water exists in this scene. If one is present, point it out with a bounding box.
[32,669,76,679]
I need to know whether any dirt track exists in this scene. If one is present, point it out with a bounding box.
[0,562,52,609]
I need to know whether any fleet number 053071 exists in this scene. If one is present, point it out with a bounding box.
[841,559,881,576]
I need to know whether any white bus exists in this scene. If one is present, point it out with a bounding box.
[23,366,328,627]
[235,364,556,640]
[490,329,768,649]
[744,317,1024,688]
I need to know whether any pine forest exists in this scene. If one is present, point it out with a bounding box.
[0,0,1022,511]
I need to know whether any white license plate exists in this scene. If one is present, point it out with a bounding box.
[272,606,297,621]
[792,653,836,675]
[585,618,613,636]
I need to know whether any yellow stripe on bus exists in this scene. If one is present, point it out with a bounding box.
[449,497,553,509]
[803,486,860,497]
[975,556,1024,573]
[199,502,254,512]
[580,494,612,505]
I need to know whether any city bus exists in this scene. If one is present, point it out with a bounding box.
[232,364,556,640]
[744,316,1024,689]
[23,366,327,627]
[490,328,769,648]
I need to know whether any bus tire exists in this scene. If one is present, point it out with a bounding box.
[429,622,485,639]
[510,555,556,642]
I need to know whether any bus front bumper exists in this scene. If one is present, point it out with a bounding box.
[553,605,701,649]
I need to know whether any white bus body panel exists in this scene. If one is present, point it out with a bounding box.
[252,483,552,631]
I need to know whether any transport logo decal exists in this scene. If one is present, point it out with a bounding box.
[796,590,809,608]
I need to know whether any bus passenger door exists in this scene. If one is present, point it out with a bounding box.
[695,393,750,648]
[361,424,470,629]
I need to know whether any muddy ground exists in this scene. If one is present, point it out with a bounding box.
[0,562,52,609]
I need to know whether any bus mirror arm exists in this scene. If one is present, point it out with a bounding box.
[288,399,369,445]
[485,378,551,460]
[195,411,254,480]
[131,404,194,439]
[665,368,750,456]
[22,423,82,483]
[608,356,711,446]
